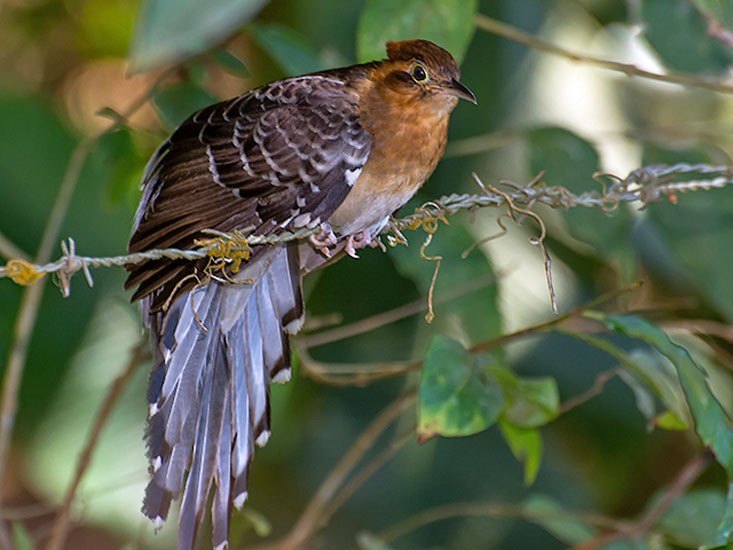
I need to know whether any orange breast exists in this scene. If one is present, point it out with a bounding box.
[328,80,451,236]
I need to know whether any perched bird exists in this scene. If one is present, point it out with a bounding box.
[125,38,475,549]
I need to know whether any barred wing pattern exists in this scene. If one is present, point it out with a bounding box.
[125,75,372,550]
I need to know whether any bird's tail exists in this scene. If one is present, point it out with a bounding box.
[141,244,303,550]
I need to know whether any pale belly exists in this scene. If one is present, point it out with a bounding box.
[327,169,421,237]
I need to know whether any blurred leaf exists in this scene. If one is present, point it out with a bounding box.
[499,420,542,484]
[618,369,657,423]
[641,0,733,73]
[642,152,733,322]
[130,0,267,71]
[357,0,477,63]
[655,410,688,431]
[211,49,250,77]
[527,127,633,272]
[243,508,272,537]
[620,349,690,431]
[522,494,595,544]
[417,335,503,442]
[356,532,396,550]
[489,367,559,428]
[75,0,137,58]
[707,483,733,547]
[250,22,323,75]
[152,82,218,129]
[657,488,725,547]
[691,0,733,28]
[88,129,145,206]
[588,312,733,474]
[390,223,500,347]
[11,523,35,550]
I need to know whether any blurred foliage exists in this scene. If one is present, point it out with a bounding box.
[2,0,733,549]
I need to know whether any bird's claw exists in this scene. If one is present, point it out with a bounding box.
[309,223,338,258]
[344,230,375,258]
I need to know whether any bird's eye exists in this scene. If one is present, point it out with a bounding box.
[410,63,429,84]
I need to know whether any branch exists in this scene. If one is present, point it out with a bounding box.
[0,65,174,542]
[572,450,714,549]
[475,14,733,95]
[254,391,415,550]
[45,340,147,550]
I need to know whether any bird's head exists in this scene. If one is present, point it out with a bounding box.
[375,39,476,115]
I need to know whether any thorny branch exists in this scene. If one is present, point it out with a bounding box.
[1,163,730,301]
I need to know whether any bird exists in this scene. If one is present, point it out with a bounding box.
[125,38,475,550]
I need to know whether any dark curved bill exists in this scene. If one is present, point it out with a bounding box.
[449,78,477,104]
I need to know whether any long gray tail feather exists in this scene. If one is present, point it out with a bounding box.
[142,244,303,550]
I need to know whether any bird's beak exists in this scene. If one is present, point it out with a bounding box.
[447,78,477,104]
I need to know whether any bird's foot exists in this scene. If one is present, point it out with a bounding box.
[309,223,338,258]
[344,230,377,258]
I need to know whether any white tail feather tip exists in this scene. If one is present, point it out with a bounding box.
[256,430,271,447]
[148,402,159,417]
[233,491,248,510]
[152,516,165,531]
[152,456,162,472]
[272,368,291,384]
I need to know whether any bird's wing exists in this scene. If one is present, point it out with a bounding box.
[126,75,372,310]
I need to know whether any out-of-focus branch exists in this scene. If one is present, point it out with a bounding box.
[0,66,174,544]
[572,450,714,550]
[475,14,733,95]
[45,340,148,550]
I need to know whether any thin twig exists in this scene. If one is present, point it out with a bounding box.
[0,138,94,514]
[475,14,733,95]
[376,501,626,544]
[300,274,497,349]
[321,427,414,529]
[0,66,173,544]
[255,391,416,550]
[0,232,28,262]
[470,283,641,354]
[559,367,622,414]
[45,340,147,550]
[572,450,714,549]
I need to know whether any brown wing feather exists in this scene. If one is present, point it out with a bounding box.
[126,75,371,309]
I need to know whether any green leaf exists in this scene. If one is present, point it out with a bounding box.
[130,0,267,71]
[11,522,35,550]
[152,82,218,129]
[417,335,503,442]
[522,494,595,544]
[588,312,733,474]
[620,349,690,431]
[708,482,733,548]
[691,0,733,28]
[641,0,733,74]
[657,488,725,547]
[357,0,477,63]
[250,22,323,75]
[211,49,250,77]
[642,147,733,323]
[242,507,272,537]
[499,420,542,484]
[489,367,559,428]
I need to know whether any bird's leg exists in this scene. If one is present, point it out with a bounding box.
[309,222,338,258]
